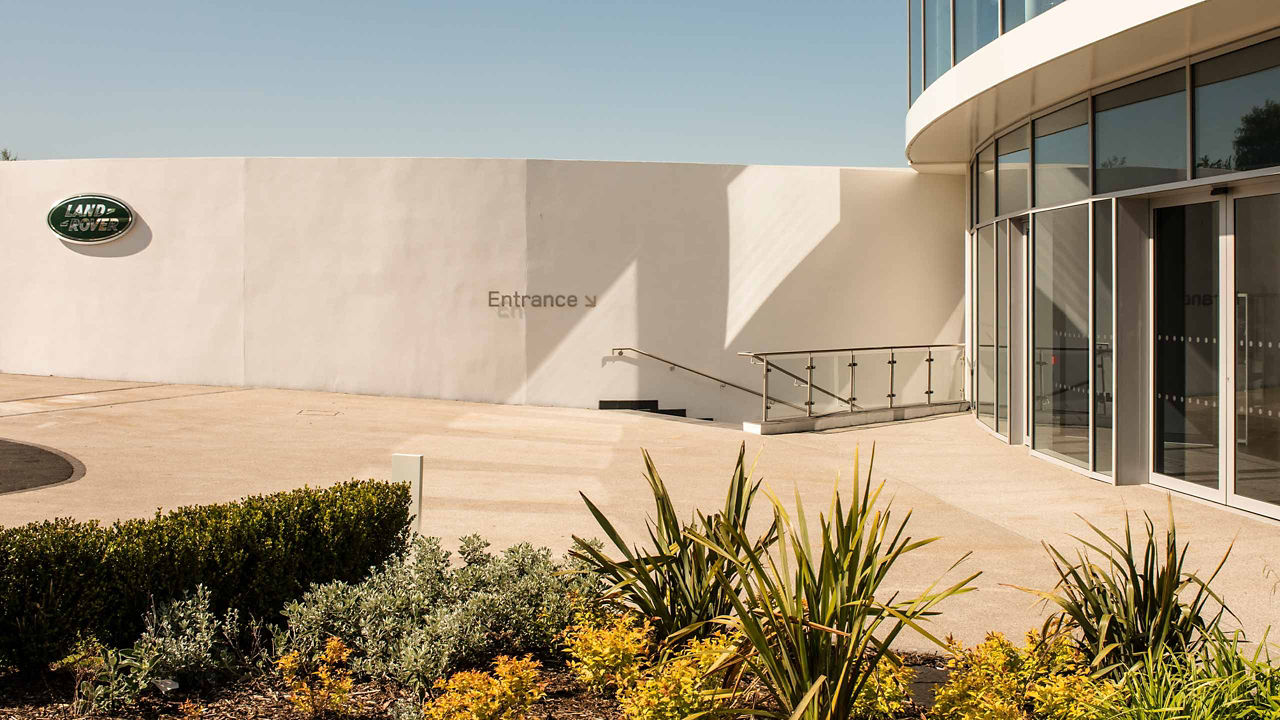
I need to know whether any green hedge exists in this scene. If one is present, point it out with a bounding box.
[0,480,410,670]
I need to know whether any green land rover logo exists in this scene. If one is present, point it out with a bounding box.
[47,194,134,244]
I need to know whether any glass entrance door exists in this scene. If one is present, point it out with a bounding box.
[1151,199,1224,501]
[1228,186,1280,518]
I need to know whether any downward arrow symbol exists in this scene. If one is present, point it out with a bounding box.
[584,295,597,308]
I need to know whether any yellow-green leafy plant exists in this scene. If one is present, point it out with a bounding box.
[422,655,547,720]
[931,628,1116,720]
[931,633,1025,720]
[1027,674,1119,720]
[277,636,354,718]
[617,631,740,720]
[562,610,652,695]
[848,659,916,720]
[688,445,978,720]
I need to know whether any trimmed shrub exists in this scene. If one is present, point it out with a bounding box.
[0,480,410,669]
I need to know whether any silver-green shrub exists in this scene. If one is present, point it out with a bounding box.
[134,585,239,682]
[279,535,592,695]
[73,586,242,715]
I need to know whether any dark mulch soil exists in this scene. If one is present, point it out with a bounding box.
[0,669,619,720]
[1,658,948,719]
[900,653,951,710]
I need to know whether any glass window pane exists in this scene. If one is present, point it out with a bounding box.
[1004,0,1070,32]
[1153,203,1219,488]
[1004,1,1025,32]
[997,222,1009,433]
[997,126,1030,215]
[1032,204,1090,467]
[955,0,998,64]
[1194,37,1280,177]
[1094,201,1114,475]
[1234,193,1280,505]
[1094,71,1187,193]
[924,0,952,88]
[970,162,977,227]
[977,225,997,430]
[978,145,996,223]
[1034,101,1090,207]
[910,0,923,104]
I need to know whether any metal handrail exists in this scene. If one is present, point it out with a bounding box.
[738,343,967,422]
[740,343,965,359]
[751,358,855,410]
[609,347,807,413]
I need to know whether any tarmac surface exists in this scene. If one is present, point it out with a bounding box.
[1,372,1276,652]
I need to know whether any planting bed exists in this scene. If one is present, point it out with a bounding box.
[1,445,1269,720]
[0,669,620,720]
[1,660,953,719]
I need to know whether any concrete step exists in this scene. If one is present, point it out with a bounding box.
[598,399,659,411]
[599,400,711,422]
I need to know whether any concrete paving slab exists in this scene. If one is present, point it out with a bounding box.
[0,374,159,403]
[0,372,1276,653]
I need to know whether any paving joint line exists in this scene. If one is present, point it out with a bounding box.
[0,382,170,404]
[0,387,250,419]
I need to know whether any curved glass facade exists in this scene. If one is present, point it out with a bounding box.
[963,34,1280,513]
[908,0,1075,103]
[968,36,1280,222]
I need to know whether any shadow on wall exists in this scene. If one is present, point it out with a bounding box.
[61,215,153,258]
[522,163,965,423]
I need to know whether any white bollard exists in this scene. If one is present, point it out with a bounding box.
[392,453,424,535]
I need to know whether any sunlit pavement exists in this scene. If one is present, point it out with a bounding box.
[1,372,1276,652]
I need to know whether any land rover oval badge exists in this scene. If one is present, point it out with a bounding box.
[48,195,134,244]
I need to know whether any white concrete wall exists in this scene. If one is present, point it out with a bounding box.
[0,158,964,422]
[0,158,247,387]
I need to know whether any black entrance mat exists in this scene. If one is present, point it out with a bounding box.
[0,439,82,494]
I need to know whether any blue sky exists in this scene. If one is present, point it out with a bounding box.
[1,1,908,166]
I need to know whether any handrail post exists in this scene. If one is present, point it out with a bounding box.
[762,358,770,423]
[805,353,814,417]
[887,350,896,409]
[926,347,934,405]
[848,352,856,410]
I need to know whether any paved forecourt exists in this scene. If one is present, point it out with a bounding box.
[0,372,1276,653]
